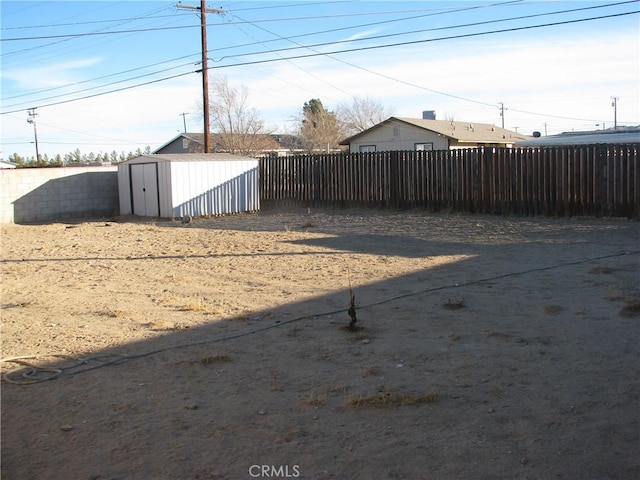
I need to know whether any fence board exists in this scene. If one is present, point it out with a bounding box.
[259,145,639,218]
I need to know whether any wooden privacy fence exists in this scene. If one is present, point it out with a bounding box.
[260,145,639,218]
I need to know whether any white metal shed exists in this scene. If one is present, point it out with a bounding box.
[118,153,259,218]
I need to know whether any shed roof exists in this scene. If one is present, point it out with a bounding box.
[121,153,259,164]
[516,128,640,146]
[340,116,529,145]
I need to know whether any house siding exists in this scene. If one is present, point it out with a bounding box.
[348,121,449,152]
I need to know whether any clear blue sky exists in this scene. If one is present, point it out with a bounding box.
[1,0,639,159]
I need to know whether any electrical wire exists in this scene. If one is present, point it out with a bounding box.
[6,0,636,42]
[1,0,519,102]
[2,9,637,117]
[2,249,635,385]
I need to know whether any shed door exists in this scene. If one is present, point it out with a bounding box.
[130,163,159,217]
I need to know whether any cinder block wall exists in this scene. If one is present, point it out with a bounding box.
[0,166,119,224]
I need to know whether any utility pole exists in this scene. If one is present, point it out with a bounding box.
[611,96,618,130]
[499,102,505,129]
[177,2,224,153]
[179,112,190,133]
[27,108,40,166]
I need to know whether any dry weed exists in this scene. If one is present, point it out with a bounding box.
[487,331,511,339]
[618,301,640,318]
[543,305,563,315]
[362,366,381,377]
[589,266,616,274]
[443,299,466,310]
[304,391,328,407]
[605,286,626,302]
[346,387,439,409]
[200,354,232,365]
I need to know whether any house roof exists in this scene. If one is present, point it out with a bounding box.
[153,132,301,153]
[340,116,529,145]
[516,127,640,146]
[0,160,18,168]
[121,153,259,164]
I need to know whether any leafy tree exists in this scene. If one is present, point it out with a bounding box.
[299,99,342,152]
[7,153,26,167]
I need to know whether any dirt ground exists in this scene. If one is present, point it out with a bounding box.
[1,208,639,480]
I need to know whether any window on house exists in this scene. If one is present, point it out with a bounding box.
[359,145,376,153]
[182,138,189,150]
[393,126,400,137]
[415,143,433,151]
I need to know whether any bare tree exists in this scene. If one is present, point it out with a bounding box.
[336,96,395,138]
[208,76,273,156]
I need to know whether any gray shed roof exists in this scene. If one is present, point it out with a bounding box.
[121,153,258,164]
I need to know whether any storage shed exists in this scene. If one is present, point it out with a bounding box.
[118,153,259,218]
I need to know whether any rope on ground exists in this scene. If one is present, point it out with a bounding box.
[1,354,129,385]
[2,249,636,385]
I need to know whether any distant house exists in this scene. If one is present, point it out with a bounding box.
[0,160,18,169]
[516,126,640,147]
[340,116,529,152]
[153,132,304,157]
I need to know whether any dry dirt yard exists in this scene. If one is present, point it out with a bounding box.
[1,209,639,480]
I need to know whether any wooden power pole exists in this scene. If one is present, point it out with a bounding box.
[177,1,224,153]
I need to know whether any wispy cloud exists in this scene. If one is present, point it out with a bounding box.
[1,57,103,90]
[338,29,381,43]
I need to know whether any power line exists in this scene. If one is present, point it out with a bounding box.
[1,61,199,110]
[3,0,627,97]
[1,23,198,42]
[2,9,637,117]
[0,2,520,39]
[1,53,201,102]
[0,4,175,60]
[1,70,197,115]
[1,0,520,101]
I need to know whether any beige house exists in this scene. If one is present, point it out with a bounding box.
[340,117,529,152]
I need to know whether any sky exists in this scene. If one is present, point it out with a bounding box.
[1,0,639,160]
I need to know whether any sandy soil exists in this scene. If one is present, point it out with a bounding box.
[1,209,639,480]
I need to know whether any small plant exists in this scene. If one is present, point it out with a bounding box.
[589,266,615,274]
[200,354,232,365]
[345,268,360,331]
[543,305,563,315]
[270,372,283,392]
[605,286,625,302]
[487,331,511,339]
[182,297,207,312]
[345,387,439,409]
[443,299,465,310]
[618,301,640,318]
[305,391,328,407]
[448,333,461,342]
[362,366,381,377]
